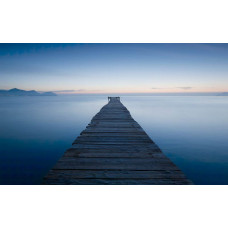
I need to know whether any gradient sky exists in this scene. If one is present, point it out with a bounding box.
[0,43,228,93]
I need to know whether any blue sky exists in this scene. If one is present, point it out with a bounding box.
[0,43,228,93]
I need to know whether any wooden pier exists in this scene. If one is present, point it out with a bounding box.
[43,97,192,184]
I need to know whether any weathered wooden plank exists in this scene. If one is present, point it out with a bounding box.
[63,152,166,158]
[80,132,147,136]
[44,170,187,179]
[73,141,153,145]
[56,157,175,164]
[74,137,152,142]
[86,125,142,128]
[87,125,141,128]
[89,121,140,124]
[65,148,162,153]
[68,148,161,154]
[43,178,192,185]
[70,143,160,150]
[53,158,179,171]
[77,135,151,140]
[81,129,145,133]
[83,128,144,132]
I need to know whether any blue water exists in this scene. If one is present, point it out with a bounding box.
[0,95,228,184]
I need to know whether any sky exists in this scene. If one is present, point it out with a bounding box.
[0,43,228,94]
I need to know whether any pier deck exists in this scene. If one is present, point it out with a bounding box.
[43,97,192,184]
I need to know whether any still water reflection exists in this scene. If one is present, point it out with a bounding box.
[0,95,227,184]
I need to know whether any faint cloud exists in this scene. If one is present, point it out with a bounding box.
[52,90,77,93]
[151,86,193,91]
[74,89,87,92]
[151,87,164,90]
[176,87,192,90]
[51,89,104,94]
[74,89,104,92]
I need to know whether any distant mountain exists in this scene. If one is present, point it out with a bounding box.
[0,88,57,96]
[217,92,228,96]
[41,92,56,96]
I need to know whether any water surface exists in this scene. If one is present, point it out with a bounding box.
[0,95,227,184]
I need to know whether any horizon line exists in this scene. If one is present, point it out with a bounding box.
[1,88,228,95]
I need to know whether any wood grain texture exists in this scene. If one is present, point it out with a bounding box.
[43,97,192,185]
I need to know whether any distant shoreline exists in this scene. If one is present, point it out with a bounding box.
[0,88,228,96]
[0,88,57,96]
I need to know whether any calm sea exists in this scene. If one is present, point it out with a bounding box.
[0,95,228,184]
